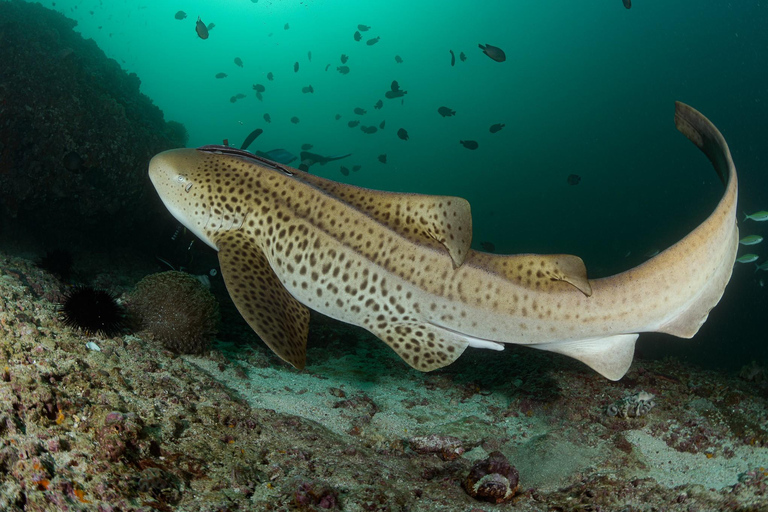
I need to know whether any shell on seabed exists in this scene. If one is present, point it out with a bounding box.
[463,451,519,504]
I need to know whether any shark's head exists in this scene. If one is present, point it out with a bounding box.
[149,148,218,250]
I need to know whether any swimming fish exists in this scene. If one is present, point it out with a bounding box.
[395,55,403,63]
[450,50,455,66]
[267,72,274,81]
[234,57,243,67]
[739,235,763,245]
[367,37,380,46]
[229,96,237,104]
[307,51,312,62]
[397,128,409,141]
[335,114,342,120]
[347,120,360,128]
[361,126,378,134]
[299,151,352,169]
[354,107,367,115]
[340,166,350,176]
[235,93,246,99]
[480,241,496,252]
[253,84,265,92]
[291,117,300,124]
[148,102,739,381]
[301,144,313,150]
[240,129,263,151]
[374,100,383,110]
[337,66,350,75]
[460,140,478,150]
[294,62,299,73]
[378,154,387,163]
[341,54,349,64]
[215,73,227,79]
[385,80,407,99]
[263,113,271,123]
[623,0,631,8]
[744,211,768,221]
[438,106,456,117]
[255,92,263,101]
[379,120,385,129]
[302,85,314,94]
[354,31,362,42]
[756,261,768,271]
[567,174,581,186]
[352,165,361,172]
[358,24,370,31]
[490,123,505,133]
[284,23,290,30]
[325,64,330,71]
[460,51,467,62]
[195,17,209,39]
[174,10,186,20]
[207,23,216,32]
[253,148,297,164]
[736,254,759,264]
[478,43,506,62]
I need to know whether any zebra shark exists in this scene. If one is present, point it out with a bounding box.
[148,102,738,380]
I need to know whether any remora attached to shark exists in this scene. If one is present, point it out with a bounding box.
[148,102,738,381]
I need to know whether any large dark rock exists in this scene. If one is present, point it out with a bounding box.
[0,0,187,249]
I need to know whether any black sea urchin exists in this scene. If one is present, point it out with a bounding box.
[60,286,124,336]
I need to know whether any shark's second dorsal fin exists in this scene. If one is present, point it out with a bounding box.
[214,230,310,369]
[294,172,473,268]
[467,252,593,296]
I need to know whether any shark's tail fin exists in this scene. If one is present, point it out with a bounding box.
[652,103,739,338]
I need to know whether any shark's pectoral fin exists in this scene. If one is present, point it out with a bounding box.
[468,253,592,296]
[533,334,638,381]
[214,231,310,369]
[367,320,470,372]
[292,171,473,267]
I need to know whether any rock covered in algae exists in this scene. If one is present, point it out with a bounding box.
[126,271,219,354]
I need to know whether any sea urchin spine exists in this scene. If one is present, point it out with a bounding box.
[59,285,124,336]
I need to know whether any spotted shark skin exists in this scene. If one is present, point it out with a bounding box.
[148,102,738,380]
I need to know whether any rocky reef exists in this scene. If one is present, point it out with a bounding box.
[1,248,767,511]
[0,0,187,250]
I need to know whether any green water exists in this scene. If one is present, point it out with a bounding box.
[32,0,768,367]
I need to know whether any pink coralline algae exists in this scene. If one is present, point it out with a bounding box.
[95,411,143,461]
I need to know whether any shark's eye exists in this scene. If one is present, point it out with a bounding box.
[176,175,185,182]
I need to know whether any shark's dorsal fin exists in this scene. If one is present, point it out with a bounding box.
[467,252,592,296]
[214,230,310,369]
[295,172,473,267]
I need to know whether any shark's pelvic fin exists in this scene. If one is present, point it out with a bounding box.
[533,334,639,381]
[215,230,310,369]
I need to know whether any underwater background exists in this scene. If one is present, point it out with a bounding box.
[1,1,768,510]
[22,0,767,371]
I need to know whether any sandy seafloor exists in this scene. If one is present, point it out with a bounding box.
[0,247,767,511]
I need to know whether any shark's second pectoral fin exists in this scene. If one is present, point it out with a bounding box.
[214,231,310,369]
[533,334,639,381]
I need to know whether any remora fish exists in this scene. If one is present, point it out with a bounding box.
[299,151,352,169]
[148,102,738,381]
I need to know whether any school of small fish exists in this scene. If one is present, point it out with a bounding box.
[738,211,768,274]
[171,9,522,176]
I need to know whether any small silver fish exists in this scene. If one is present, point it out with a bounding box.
[744,211,768,221]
